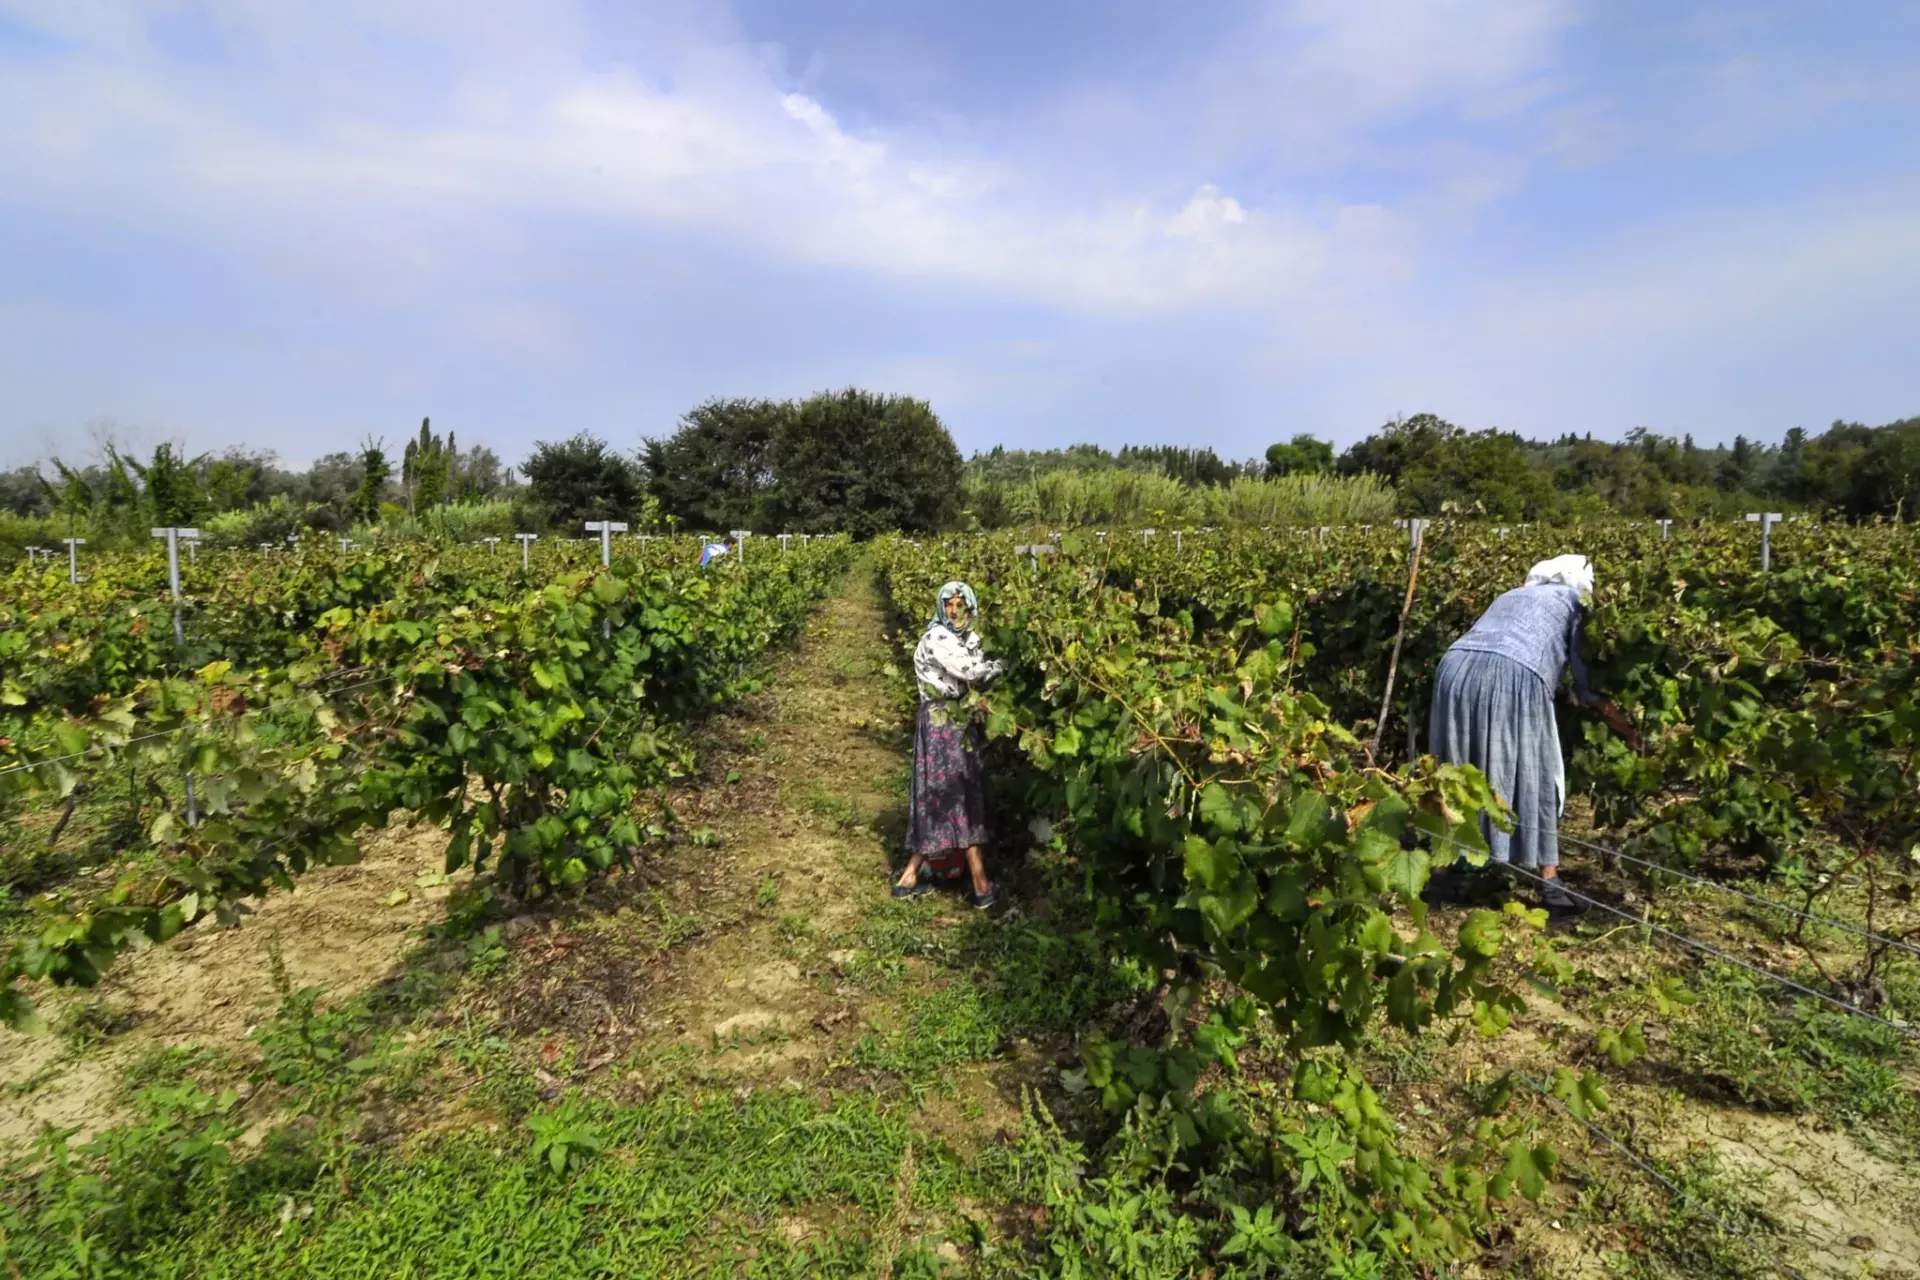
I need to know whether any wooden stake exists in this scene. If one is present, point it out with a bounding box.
[1370,528,1426,762]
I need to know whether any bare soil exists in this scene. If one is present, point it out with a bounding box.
[1,819,462,1147]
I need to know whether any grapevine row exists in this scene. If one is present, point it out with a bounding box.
[0,537,853,1031]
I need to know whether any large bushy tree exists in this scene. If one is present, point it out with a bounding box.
[642,389,962,537]
[1264,435,1334,477]
[1338,414,1553,519]
[765,390,962,537]
[521,433,643,528]
[640,398,781,532]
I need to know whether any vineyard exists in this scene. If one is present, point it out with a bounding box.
[0,522,1916,1276]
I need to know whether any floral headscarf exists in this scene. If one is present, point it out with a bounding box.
[930,581,978,635]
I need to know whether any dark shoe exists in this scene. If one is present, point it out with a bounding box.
[892,879,932,900]
[1539,876,1592,919]
[969,883,999,911]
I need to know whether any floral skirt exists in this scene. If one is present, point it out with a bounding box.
[907,699,989,857]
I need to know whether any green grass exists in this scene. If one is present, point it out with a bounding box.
[797,782,867,831]
[1,1084,978,1278]
[855,984,1004,1076]
[1667,960,1920,1155]
[1559,1149,1787,1280]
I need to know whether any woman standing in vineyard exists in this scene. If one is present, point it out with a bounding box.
[895,581,1005,908]
[1427,554,1617,918]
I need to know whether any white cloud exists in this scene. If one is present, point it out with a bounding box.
[1164,185,1248,239]
[4,0,1913,463]
[0,0,1451,318]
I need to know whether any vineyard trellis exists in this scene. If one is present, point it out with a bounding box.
[868,518,1918,1262]
[3,517,1915,1270]
[0,533,855,1029]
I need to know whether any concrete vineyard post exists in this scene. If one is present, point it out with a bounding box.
[516,533,538,571]
[1656,519,1673,542]
[584,521,627,569]
[482,537,500,555]
[151,526,201,827]
[150,527,197,648]
[1015,543,1056,572]
[62,538,84,584]
[1744,512,1783,571]
[584,521,628,639]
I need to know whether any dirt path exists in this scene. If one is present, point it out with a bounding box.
[0,821,463,1148]
[496,568,1033,1113]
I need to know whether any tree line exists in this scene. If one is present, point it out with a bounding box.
[4,397,1915,559]
[1337,413,1920,521]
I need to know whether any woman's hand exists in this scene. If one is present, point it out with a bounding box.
[1587,695,1642,751]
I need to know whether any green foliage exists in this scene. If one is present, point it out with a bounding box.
[645,389,964,537]
[1265,434,1334,477]
[57,998,136,1051]
[967,467,1395,529]
[1668,961,1920,1148]
[200,491,344,546]
[401,418,454,512]
[0,534,853,1026]
[526,1103,605,1175]
[641,396,782,532]
[0,1085,967,1278]
[876,530,1560,1257]
[520,431,645,529]
[124,444,208,526]
[769,389,963,537]
[351,436,392,524]
[1567,1149,1786,1280]
[1337,413,1554,519]
[998,1076,1518,1277]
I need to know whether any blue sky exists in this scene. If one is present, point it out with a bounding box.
[1,0,1916,469]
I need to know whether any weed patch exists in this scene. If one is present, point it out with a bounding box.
[1669,961,1920,1151]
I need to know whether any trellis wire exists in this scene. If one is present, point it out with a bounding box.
[1423,828,1919,1040]
[1528,1075,1808,1280]
[1536,825,1920,961]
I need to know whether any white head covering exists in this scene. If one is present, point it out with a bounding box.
[1524,554,1594,598]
